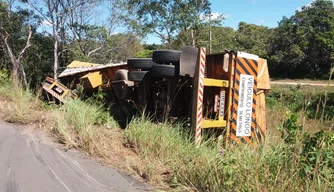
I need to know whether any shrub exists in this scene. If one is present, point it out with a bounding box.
[277,112,333,190]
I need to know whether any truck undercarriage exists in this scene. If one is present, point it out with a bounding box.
[41,46,271,146]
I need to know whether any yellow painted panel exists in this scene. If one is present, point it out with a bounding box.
[201,120,227,129]
[80,71,102,89]
[204,78,229,88]
[257,58,271,90]
[67,60,100,68]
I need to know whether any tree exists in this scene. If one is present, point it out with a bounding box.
[236,22,272,58]
[68,24,109,61]
[26,0,98,79]
[127,0,214,49]
[267,17,306,77]
[127,0,179,49]
[181,26,239,52]
[105,33,142,62]
[24,33,53,87]
[0,1,38,87]
[69,32,142,64]
[176,0,214,47]
[269,0,334,78]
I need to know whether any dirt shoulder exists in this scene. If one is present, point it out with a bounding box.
[0,118,151,192]
[271,79,334,87]
[0,96,168,191]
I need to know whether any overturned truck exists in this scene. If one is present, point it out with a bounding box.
[41,46,271,146]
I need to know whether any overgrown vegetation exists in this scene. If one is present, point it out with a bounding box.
[0,71,41,123]
[125,113,333,191]
[52,99,117,151]
[267,85,334,120]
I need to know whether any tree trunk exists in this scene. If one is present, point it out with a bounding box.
[53,26,59,80]
[3,36,28,88]
[191,29,195,47]
[19,63,28,88]
[11,60,20,85]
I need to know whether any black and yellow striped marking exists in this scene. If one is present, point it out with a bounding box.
[230,57,260,144]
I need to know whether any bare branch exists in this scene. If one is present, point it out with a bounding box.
[87,44,104,57]
[18,25,32,62]
[27,1,53,24]
[57,48,68,56]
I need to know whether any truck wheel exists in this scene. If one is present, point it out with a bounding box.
[127,58,156,70]
[114,69,128,81]
[112,69,134,100]
[151,64,176,77]
[128,71,149,82]
[152,50,181,64]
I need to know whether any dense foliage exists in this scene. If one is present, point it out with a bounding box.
[268,0,334,79]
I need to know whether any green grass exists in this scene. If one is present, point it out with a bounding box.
[125,116,333,191]
[267,85,334,121]
[52,99,118,152]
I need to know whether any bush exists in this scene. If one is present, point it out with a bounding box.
[278,112,333,189]
[0,68,8,80]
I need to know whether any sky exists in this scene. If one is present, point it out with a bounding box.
[20,0,322,44]
[144,0,316,44]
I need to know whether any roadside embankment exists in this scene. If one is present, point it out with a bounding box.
[0,78,333,191]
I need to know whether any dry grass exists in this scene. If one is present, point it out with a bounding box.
[0,80,43,123]
[49,99,156,186]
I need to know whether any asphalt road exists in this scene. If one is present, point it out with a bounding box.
[0,121,150,192]
[271,81,334,87]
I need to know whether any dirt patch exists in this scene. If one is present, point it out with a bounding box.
[79,127,171,189]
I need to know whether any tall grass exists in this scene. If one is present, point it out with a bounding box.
[52,99,118,153]
[125,116,333,191]
[0,78,41,123]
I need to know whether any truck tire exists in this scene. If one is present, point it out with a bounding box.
[152,50,181,64]
[151,64,177,77]
[128,71,149,82]
[114,69,129,81]
[127,58,156,70]
[112,69,133,100]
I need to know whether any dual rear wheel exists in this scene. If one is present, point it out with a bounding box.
[127,50,181,81]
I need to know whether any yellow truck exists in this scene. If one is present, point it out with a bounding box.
[41,46,271,146]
